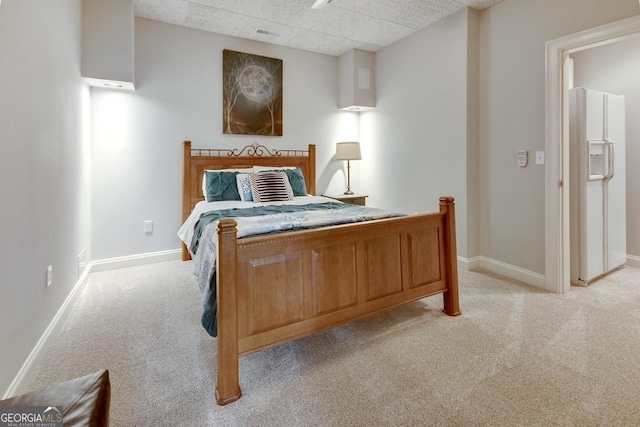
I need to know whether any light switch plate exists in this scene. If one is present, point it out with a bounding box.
[535,151,545,165]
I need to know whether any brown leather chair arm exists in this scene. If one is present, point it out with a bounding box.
[0,369,110,426]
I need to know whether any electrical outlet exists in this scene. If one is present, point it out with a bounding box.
[144,220,153,234]
[517,150,528,167]
[46,265,53,287]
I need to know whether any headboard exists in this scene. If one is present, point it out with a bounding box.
[182,140,317,259]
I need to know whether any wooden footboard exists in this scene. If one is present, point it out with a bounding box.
[215,197,460,405]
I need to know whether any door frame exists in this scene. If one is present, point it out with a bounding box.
[545,15,640,293]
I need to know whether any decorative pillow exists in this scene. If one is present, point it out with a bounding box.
[202,168,252,198]
[236,173,253,202]
[282,168,308,196]
[249,171,294,203]
[204,171,241,202]
[252,166,306,196]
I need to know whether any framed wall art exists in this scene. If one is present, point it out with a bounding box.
[223,49,283,136]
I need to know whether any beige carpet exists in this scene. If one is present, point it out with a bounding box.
[25,261,640,426]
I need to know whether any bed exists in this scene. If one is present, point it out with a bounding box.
[180,140,461,405]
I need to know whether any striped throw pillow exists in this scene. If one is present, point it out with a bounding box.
[249,171,294,202]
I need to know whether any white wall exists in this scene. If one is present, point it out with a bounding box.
[91,18,359,260]
[571,36,640,259]
[478,0,640,275]
[0,0,91,394]
[360,9,475,258]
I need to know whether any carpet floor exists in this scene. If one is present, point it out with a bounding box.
[26,261,640,426]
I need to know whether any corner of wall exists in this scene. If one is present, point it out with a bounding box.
[465,7,481,260]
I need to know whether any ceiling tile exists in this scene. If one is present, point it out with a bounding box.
[295,7,415,47]
[189,0,311,23]
[331,0,464,29]
[133,0,504,56]
[286,27,383,56]
[135,0,189,25]
[184,3,243,37]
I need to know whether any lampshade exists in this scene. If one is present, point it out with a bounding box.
[335,142,362,161]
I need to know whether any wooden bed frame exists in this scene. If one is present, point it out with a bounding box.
[182,140,461,405]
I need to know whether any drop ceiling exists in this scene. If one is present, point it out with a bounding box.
[134,0,502,56]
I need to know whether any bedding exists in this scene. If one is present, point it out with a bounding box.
[177,196,406,337]
[235,174,253,202]
[249,171,294,202]
[210,167,306,203]
[203,171,242,202]
[283,168,308,196]
[202,168,252,199]
[252,166,307,195]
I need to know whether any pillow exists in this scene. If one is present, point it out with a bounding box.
[236,173,253,202]
[202,168,252,198]
[204,171,241,202]
[252,166,307,196]
[282,168,307,196]
[249,171,294,203]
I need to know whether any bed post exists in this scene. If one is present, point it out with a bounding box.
[182,141,192,261]
[308,144,316,196]
[215,219,242,405]
[439,197,461,316]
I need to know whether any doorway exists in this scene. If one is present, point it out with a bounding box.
[545,15,640,294]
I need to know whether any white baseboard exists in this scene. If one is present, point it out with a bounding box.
[91,249,182,272]
[458,256,482,271]
[463,255,638,290]
[468,256,546,290]
[457,256,469,270]
[627,254,640,268]
[2,264,93,399]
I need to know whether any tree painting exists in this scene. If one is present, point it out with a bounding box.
[223,50,283,136]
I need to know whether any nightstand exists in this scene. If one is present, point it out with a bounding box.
[323,194,368,206]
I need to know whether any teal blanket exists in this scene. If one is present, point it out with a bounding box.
[191,202,405,337]
[190,202,348,254]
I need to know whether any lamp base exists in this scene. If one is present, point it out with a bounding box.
[343,190,354,195]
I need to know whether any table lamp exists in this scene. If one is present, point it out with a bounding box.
[335,142,361,195]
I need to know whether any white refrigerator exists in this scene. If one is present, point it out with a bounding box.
[569,87,626,286]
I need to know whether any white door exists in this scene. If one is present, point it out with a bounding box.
[604,93,626,270]
[579,88,606,282]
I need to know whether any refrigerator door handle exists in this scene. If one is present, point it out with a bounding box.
[604,137,614,180]
[603,93,615,181]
